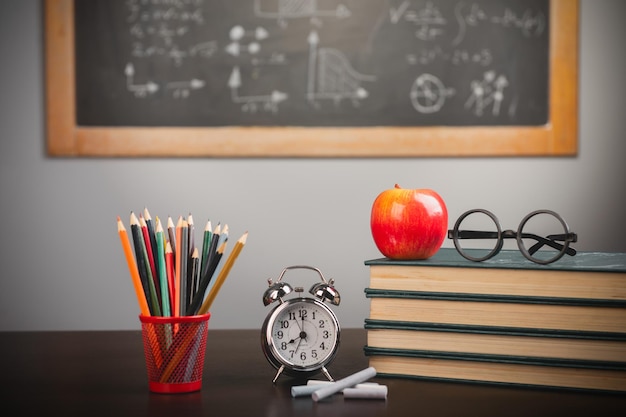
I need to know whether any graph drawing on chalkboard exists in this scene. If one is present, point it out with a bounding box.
[45,0,578,157]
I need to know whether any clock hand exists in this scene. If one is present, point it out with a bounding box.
[301,317,307,341]
[294,316,302,331]
[288,329,308,345]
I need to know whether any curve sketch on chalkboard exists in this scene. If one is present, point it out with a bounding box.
[306,30,377,107]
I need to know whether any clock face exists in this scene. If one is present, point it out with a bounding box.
[264,298,340,372]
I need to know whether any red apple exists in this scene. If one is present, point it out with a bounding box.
[370,184,448,260]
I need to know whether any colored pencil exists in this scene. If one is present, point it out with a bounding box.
[174,216,183,317]
[198,232,248,315]
[165,242,176,314]
[200,220,212,274]
[179,219,189,316]
[187,213,195,256]
[155,218,171,317]
[117,217,150,316]
[188,248,200,314]
[188,241,226,316]
[167,216,176,260]
[204,223,221,277]
[129,212,153,314]
[143,207,160,286]
[140,214,161,309]
[134,214,162,317]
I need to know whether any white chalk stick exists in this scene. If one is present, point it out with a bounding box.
[311,367,377,402]
[306,380,379,387]
[343,385,388,400]
[291,384,323,397]
[291,380,379,397]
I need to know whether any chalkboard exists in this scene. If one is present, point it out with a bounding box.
[45,0,578,157]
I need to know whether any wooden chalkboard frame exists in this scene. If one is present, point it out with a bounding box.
[45,0,578,157]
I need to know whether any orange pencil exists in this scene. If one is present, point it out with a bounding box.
[116,217,150,316]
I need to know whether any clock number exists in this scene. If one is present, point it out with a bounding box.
[319,342,325,350]
[300,352,307,361]
[276,330,283,339]
[323,330,329,339]
[318,320,325,328]
[280,320,289,329]
[298,309,307,319]
[280,342,287,350]
[288,312,295,320]
[311,349,318,358]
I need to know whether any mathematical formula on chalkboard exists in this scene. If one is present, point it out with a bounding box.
[75,0,550,128]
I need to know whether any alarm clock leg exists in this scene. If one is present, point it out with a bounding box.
[272,365,285,384]
[321,366,334,382]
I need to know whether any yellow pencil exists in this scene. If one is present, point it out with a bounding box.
[198,232,248,315]
[117,216,150,316]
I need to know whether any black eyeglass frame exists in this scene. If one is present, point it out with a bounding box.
[447,209,578,265]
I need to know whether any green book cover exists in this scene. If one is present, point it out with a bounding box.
[365,248,626,273]
[364,288,626,307]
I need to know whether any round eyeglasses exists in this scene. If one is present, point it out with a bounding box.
[447,209,578,265]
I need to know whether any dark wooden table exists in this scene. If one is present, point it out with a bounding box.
[1,329,624,416]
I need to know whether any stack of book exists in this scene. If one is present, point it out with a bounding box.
[363,248,626,392]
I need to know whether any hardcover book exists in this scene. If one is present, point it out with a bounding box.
[363,249,626,391]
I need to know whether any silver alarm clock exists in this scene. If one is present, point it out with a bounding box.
[260,266,341,383]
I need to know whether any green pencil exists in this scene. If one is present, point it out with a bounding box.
[200,220,212,274]
[155,218,171,317]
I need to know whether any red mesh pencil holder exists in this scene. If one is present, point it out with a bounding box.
[139,313,211,394]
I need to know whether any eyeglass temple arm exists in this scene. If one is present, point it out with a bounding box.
[447,230,499,239]
[523,233,577,256]
[449,230,577,257]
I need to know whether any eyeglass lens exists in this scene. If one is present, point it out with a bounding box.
[453,210,502,261]
[517,210,570,264]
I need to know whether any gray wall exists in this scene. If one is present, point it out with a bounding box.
[1,1,625,331]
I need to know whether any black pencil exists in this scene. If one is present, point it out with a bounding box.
[143,208,160,285]
[167,216,176,262]
[188,241,226,316]
[187,248,200,315]
[200,220,212,274]
[187,213,195,257]
[203,223,221,278]
[130,212,155,315]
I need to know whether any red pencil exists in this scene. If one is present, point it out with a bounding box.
[174,216,183,317]
[165,241,176,314]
